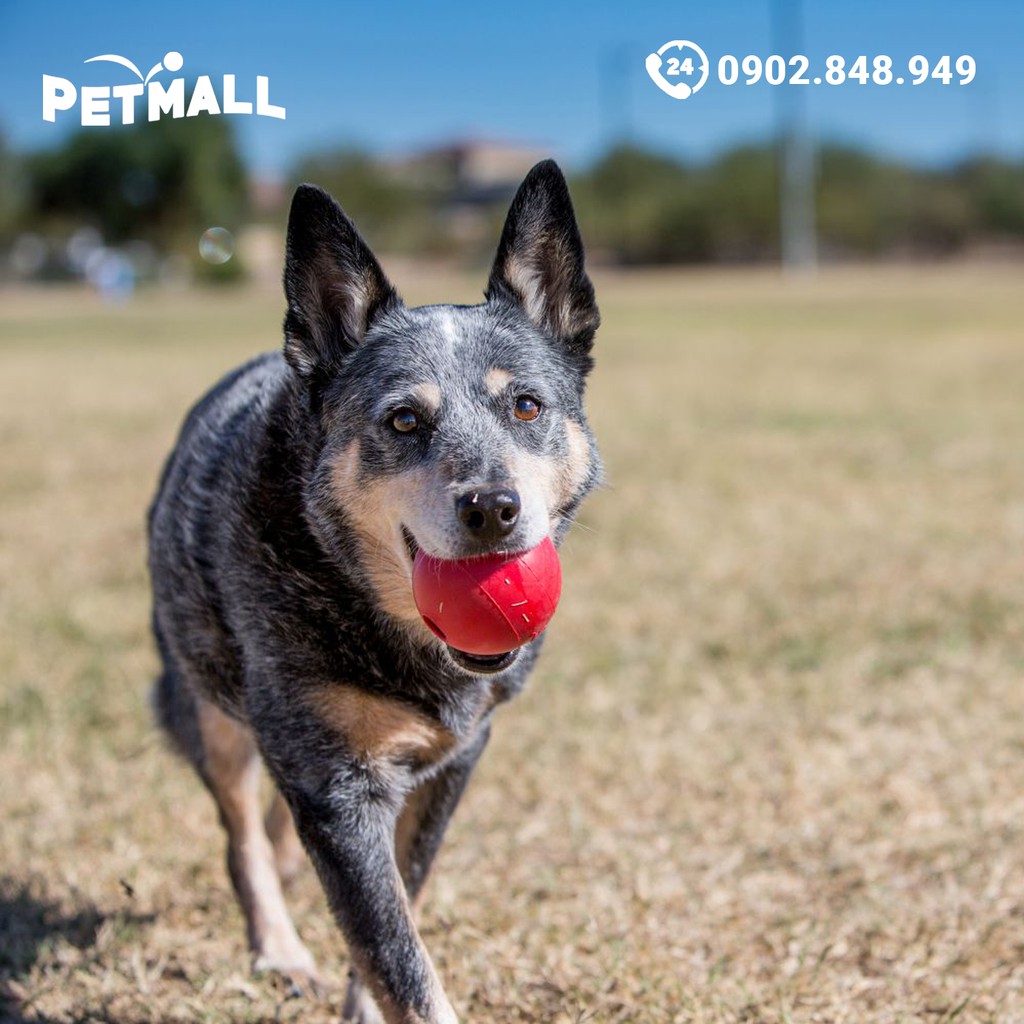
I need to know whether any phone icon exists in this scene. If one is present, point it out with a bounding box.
[646,50,692,99]
[645,40,709,101]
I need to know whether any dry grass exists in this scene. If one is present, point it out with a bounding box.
[2,264,1023,1023]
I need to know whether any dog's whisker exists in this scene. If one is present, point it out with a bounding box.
[552,514,598,536]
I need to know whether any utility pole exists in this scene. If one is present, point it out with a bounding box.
[772,0,817,272]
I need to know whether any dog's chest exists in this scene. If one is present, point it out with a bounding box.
[305,675,502,773]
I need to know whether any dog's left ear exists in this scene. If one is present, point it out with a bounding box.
[283,184,400,380]
[486,160,599,361]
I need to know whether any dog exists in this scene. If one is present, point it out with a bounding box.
[147,159,601,1024]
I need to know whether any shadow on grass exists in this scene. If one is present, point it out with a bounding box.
[0,874,155,1024]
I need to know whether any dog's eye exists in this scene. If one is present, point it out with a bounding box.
[513,396,541,422]
[391,408,419,434]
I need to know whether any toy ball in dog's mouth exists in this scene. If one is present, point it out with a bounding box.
[412,537,562,662]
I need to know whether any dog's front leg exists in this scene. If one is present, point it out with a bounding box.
[340,728,491,1024]
[252,697,459,1024]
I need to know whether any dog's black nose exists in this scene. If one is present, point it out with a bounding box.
[456,486,521,544]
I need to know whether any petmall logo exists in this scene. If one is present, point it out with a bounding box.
[43,50,286,125]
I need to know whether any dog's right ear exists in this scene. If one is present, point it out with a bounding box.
[283,184,400,379]
[486,160,599,363]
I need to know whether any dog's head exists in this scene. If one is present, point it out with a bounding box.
[283,160,601,670]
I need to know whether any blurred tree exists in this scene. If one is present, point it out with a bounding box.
[573,143,781,263]
[282,141,1024,266]
[0,129,25,241]
[816,146,914,254]
[571,144,713,264]
[957,157,1024,236]
[21,122,1011,270]
[25,112,248,256]
[573,141,1013,264]
[290,149,439,252]
[816,145,973,255]
[702,145,780,260]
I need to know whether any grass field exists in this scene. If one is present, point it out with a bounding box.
[2,264,1023,1024]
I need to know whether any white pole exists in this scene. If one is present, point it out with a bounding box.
[773,0,817,272]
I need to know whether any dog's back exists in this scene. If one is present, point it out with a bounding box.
[149,351,287,759]
[149,351,287,718]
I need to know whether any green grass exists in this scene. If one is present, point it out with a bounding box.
[2,264,1024,1023]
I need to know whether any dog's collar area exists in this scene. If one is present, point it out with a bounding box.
[447,646,520,675]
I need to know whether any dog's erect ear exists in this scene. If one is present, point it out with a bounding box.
[486,160,599,358]
[283,184,400,379]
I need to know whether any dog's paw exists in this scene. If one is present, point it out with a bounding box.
[253,946,325,999]
[341,977,386,1024]
[342,1002,386,1024]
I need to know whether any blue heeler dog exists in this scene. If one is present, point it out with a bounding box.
[148,160,601,1024]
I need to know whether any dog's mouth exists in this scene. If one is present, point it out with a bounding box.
[400,524,520,565]
[446,647,520,675]
[403,525,520,675]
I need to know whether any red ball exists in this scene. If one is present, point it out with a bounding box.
[412,537,562,656]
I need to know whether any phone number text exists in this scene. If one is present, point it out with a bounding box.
[709,54,976,86]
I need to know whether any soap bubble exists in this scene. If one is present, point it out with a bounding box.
[199,227,234,265]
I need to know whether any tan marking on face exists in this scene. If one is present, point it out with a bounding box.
[561,418,593,504]
[328,440,428,629]
[514,452,558,502]
[507,448,559,537]
[309,684,454,765]
[506,417,592,534]
[410,381,442,414]
[484,368,513,397]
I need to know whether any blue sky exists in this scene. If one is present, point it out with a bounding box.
[1,0,1021,176]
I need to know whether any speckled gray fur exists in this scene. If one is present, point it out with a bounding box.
[148,160,600,1024]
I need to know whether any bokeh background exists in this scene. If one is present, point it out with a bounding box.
[1,0,1024,284]
[2,3,1023,1022]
